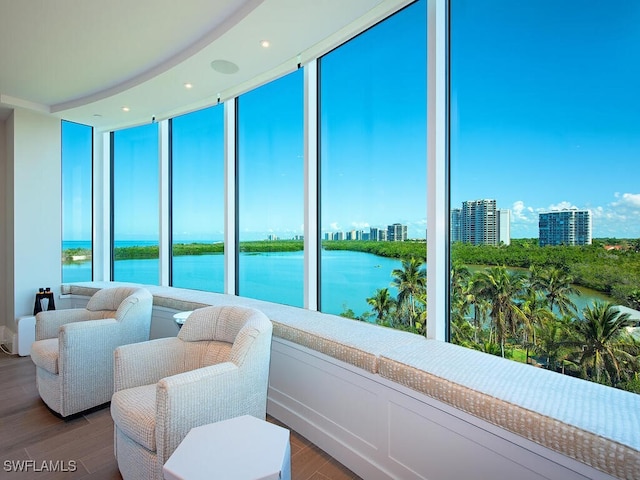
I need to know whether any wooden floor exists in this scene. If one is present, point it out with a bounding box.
[0,351,361,480]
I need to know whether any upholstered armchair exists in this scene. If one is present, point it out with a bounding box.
[110,305,273,480]
[30,286,153,417]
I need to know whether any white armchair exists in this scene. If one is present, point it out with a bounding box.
[110,305,273,480]
[30,286,153,417]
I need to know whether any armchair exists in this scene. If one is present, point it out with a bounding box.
[110,305,273,480]
[30,286,153,417]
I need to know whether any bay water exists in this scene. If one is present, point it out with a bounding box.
[63,243,402,316]
[63,241,613,317]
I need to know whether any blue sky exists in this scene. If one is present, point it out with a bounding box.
[320,0,427,239]
[172,106,225,242]
[237,69,304,241]
[451,0,640,238]
[63,0,640,242]
[112,123,159,242]
[61,121,92,242]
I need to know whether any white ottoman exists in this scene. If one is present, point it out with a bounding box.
[163,415,291,480]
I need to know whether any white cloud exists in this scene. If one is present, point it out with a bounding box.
[511,201,535,223]
[329,222,340,231]
[612,192,640,209]
[547,201,576,211]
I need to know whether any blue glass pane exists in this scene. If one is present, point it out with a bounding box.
[171,105,225,292]
[320,0,427,325]
[449,0,640,388]
[112,123,159,284]
[237,69,304,307]
[61,120,93,282]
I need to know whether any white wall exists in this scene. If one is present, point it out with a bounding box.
[0,116,7,337]
[2,109,61,340]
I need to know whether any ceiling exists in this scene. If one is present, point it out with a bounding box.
[0,0,410,132]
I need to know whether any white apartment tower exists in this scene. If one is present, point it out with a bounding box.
[451,199,510,246]
[498,209,511,246]
[539,209,592,246]
[387,223,408,242]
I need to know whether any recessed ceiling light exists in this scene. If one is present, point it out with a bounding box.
[260,40,270,48]
[210,60,239,74]
[184,83,193,89]
[122,106,130,112]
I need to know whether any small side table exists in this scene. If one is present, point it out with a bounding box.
[173,311,192,329]
[163,415,291,480]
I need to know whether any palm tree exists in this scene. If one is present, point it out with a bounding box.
[463,273,491,344]
[519,282,555,360]
[367,288,395,324]
[571,302,635,385]
[535,267,580,315]
[450,262,471,337]
[531,314,575,372]
[474,265,527,357]
[391,257,426,329]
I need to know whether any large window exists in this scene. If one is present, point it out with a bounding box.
[112,123,159,284]
[450,0,640,393]
[319,0,427,328]
[61,120,93,282]
[237,70,304,306]
[171,105,225,291]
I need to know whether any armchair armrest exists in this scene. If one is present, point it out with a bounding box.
[155,362,242,464]
[58,319,121,370]
[114,338,185,392]
[35,308,96,340]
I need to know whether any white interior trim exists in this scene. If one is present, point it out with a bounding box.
[304,60,319,311]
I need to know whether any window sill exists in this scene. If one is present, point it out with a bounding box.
[63,281,640,478]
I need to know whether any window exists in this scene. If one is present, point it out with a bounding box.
[236,70,304,306]
[319,0,427,329]
[171,105,225,291]
[61,120,93,282]
[111,124,159,284]
[450,0,640,393]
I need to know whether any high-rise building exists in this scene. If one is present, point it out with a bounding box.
[451,199,510,246]
[387,223,407,242]
[539,209,592,246]
[450,209,462,242]
[369,227,379,241]
[498,209,511,246]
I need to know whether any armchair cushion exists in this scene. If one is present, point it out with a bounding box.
[202,342,233,366]
[30,338,59,374]
[178,305,254,343]
[86,286,137,312]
